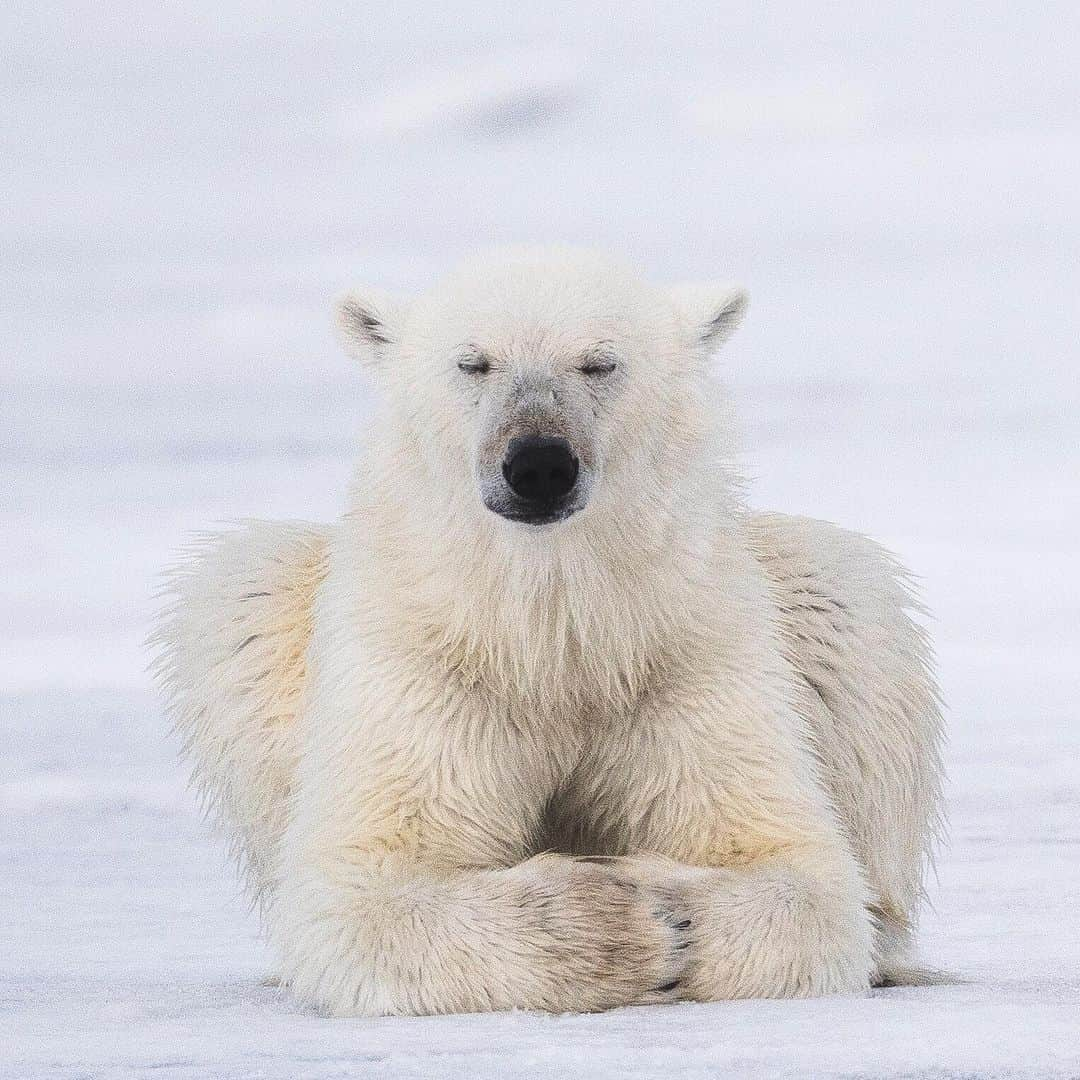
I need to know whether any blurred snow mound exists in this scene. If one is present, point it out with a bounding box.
[331,51,584,141]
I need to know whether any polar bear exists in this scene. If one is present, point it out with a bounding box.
[153,247,943,1017]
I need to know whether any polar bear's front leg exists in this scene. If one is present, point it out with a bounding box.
[690,849,872,998]
[619,844,873,1000]
[269,851,690,1016]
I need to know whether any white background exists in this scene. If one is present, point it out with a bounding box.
[3,3,1078,1076]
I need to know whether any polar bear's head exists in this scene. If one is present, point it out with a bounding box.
[336,248,746,531]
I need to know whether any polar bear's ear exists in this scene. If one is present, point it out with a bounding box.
[669,282,749,363]
[333,288,401,369]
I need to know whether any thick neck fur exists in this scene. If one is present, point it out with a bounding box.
[343,401,747,717]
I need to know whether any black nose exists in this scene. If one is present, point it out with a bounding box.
[502,436,579,504]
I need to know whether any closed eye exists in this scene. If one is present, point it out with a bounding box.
[458,358,491,374]
[577,359,617,376]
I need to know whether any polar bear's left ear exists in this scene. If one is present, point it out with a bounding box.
[669,282,749,364]
[333,287,402,370]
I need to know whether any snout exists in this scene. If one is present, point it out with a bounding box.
[493,436,581,524]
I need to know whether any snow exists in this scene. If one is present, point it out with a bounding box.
[2,2,1078,1076]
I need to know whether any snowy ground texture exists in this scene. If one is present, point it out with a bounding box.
[4,3,1080,1077]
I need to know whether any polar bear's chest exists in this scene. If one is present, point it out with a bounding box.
[540,735,734,864]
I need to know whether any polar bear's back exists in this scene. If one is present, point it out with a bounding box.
[152,519,330,904]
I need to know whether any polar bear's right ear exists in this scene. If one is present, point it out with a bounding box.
[669,282,749,364]
[333,288,402,369]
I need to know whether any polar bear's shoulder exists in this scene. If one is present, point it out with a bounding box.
[745,512,922,625]
[745,509,934,706]
[155,519,331,676]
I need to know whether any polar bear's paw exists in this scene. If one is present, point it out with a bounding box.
[506,856,691,1011]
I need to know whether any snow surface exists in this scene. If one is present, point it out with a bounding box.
[3,3,1079,1076]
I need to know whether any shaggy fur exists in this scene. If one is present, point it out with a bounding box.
[152,247,943,1017]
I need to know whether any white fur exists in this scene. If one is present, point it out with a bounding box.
[152,247,943,1016]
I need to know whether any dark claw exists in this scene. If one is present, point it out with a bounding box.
[673,918,692,930]
[675,940,691,950]
[654,980,680,993]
